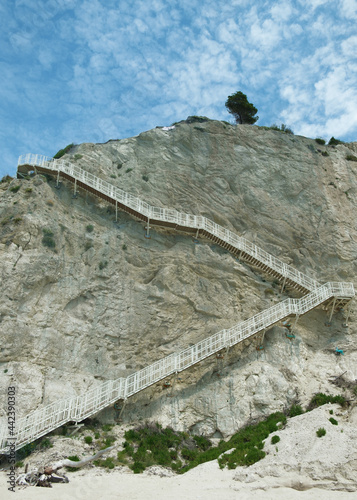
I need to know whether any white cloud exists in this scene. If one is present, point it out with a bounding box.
[341,35,357,56]
[217,19,241,44]
[1,0,357,179]
[299,0,330,10]
[340,0,357,17]
[270,1,295,21]
[250,18,282,49]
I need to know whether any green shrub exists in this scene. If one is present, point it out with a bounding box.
[346,154,357,162]
[117,450,128,464]
[25,187,33,194]
[40,437,52,449]
[121,413,288,475]
[170,449,178,460]
[242,447,266,466]
[42,228,56,249]
[84,436,93,444]
[142,175,149,182]
[15,461,24,468]
[99,261,108,270]
[185,116,210,124]
[53,143,74,159]
[86,224,94,233]
[215,412,286,471]
[271,435,280,444]
[315,138,326,145]
[329,417,338,425]
[84,241,93,251]
[122,244,127,251]
[103,435,116,447]
[16,441,37,460]
[269,123,294,134]
[328,137,343,146]
[171,459,182,471]
[321,151,329,157]
[316,428,326,438]
[1,217,12,226]
[126,168,133,173]
[288,404,304,417]
[181,448,198,461]
[42,239,56,250]
[131,461,146,473]
[308,393,346,410]
[193,435,212,451]
[94,457,115,469]
[10,185,20,193]
[14,217,22,224]
[74,154,83,161]
[1,175,13,183]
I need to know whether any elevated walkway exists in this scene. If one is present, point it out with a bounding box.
[17,154,319,294]
[0,154,353,453]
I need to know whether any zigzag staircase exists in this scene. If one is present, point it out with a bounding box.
[0,154,354,454]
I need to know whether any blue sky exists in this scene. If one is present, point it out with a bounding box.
[1,0,357,178]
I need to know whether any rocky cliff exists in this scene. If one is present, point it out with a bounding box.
[1,119,356,437]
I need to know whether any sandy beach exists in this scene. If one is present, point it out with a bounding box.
[2,405,356,500]
[1,462,356,500]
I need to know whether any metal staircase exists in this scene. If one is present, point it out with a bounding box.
[17,154,318,293]
[0,155,354,454]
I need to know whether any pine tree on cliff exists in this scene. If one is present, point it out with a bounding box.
[225,91,259,125]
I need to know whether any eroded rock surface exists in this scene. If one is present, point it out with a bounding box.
[0,120,356,437]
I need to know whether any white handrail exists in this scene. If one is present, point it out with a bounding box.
[18,154,319,291]
[1,156,353,454]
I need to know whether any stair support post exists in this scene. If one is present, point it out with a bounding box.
[328,297,337,324]
[343,299,353,327]
[118,399,127,421]
[145,218,151,238]
[256,328,266,350]
[291,314,300,336]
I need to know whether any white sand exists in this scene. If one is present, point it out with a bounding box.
[1,463,355,500]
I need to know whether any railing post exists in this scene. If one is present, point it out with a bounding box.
[56,169,60,188]
[343,299,353,327]
[145,218,151,239]
[281,263,287,292]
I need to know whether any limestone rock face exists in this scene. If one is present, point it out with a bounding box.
[0,119,356,437]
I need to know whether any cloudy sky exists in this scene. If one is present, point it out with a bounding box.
[1,0,357,177]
